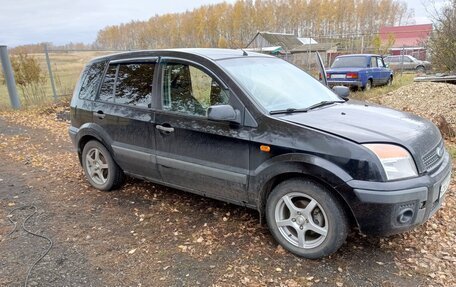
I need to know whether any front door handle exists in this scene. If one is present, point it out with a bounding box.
[156,124,174,133]
[94,110,105,119]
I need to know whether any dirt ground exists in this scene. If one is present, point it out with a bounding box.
[0,93,454,286]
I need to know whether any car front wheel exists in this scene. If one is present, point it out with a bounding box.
[82,140,124,191]
[266,179,348,259]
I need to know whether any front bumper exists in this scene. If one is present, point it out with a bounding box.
[343,151,452,236]
[327,80,363,88]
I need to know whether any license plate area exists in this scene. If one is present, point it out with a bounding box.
[440,173,451,199]
[331,74,346,79]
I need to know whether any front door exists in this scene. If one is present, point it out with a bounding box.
[93,59,161,180]
[154,59,250,204]
[377,57,390,84]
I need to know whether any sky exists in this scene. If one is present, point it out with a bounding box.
[0,0,448,47]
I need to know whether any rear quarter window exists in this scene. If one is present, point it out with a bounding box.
[78,61,107,100]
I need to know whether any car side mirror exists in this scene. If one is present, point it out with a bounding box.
[332,86,350,99]
[207,105,241,124]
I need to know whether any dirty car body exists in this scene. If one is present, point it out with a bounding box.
[69,49,452,258]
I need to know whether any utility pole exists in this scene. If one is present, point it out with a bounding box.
[0,45,21,109]
[44,43,58,101]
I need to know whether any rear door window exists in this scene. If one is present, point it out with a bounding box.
[115,63,155,108]
[370,57,377,68]
[99,64,117,102]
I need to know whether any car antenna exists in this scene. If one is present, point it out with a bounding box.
[241,48,248,56]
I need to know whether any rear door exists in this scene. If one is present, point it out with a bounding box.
[92,59,161,180]
[153,58,250,204]
[369,56,381,86]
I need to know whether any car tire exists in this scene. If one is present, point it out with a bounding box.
[363,79,372,91]
[416,66,426,73]
[387,76,393,86]
[82,140,124,191]
[266,179,348,259]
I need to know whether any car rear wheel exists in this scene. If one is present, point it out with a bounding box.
[363,79,372,91]
[416,66,426,73]
[82,140,124,191]
[266,179,348,259]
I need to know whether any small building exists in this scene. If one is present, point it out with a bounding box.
[246,31,337,68]
[379,24,433,60]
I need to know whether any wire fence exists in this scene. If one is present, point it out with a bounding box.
[0,47,127,108]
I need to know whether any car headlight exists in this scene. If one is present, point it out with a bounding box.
[364,144,418,180]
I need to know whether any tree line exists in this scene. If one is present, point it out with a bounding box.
[94,0,413,50]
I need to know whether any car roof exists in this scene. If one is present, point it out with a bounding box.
[89,48,272,64]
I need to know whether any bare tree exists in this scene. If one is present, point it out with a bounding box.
[428,0,456,72]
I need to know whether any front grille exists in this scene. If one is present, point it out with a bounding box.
[422,141,445,171]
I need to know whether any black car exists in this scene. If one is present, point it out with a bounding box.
[69,49,452,259]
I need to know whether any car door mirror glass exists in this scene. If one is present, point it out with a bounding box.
[207,105,240,124]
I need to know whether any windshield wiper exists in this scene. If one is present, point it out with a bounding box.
[269,100,344,115]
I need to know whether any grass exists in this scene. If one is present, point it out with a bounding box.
[448,145,456,160]
[351,73,415,101]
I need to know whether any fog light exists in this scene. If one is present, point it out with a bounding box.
[397,208,414,224]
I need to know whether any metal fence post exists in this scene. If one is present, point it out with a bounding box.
[0,45,21,109]
[44,44,58,101]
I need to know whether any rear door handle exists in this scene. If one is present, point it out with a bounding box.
[94,110,105,119]
[156,124,174,133]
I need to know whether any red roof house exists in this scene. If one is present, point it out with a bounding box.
[379,24,433,60]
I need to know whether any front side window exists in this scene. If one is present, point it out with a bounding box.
[99,64,117,102]
[162,62,229,116]
[79,61,106,100]
[115,63,155,107]
[377,57,385,68]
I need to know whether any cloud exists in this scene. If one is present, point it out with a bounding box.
[0,0,234,46]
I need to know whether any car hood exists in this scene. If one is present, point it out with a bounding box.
[276,100,441,161]
[327,67,365,73]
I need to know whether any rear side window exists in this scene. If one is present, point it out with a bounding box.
[78,61,106,100]
[99,65,117,102]
[370,57,377,67]
[115,63,155,108]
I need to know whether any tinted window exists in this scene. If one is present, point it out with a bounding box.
[79,61,106,100]
[115,63,154,107]
[99,65,117,102]
[331,56,367,68]
[403,56,413,63]
[162,63,229,116]
[386,57,398,63]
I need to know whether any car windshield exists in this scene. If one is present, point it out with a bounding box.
[218,57,340,112]
[331,56,367,68]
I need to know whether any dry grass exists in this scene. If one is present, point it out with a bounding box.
[351,73,415,101]
[0,51,116,109]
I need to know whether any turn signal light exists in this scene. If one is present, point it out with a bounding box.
[260,145,271,152]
